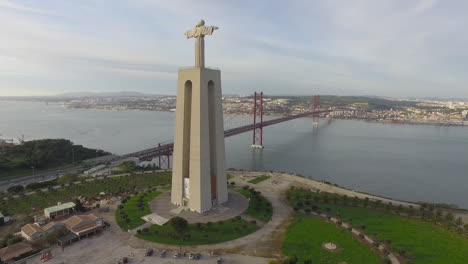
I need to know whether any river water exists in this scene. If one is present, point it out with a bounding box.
[1,101,467,208]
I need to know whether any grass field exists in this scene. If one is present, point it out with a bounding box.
[136,217,259,245]
[287,188,468,264]
[116,191,161,230]
[237,188,272,222]
[283,216,382,264]
[248,175,271,184]
[0,171,171,216]
[161,185,171,190]
[326,205,468,264]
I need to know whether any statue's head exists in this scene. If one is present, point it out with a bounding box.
[196,19,205,27]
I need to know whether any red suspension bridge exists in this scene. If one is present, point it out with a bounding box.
[122,93,330,168]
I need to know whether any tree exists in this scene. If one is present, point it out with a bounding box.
[455,217,463,226]
[168,217,189,251]
[74,199,85,212]
[168,217,189,240]
[7,185,24,193]
[45,227,67,244]
[57,174,79,185]
[445,212,454,222]
[282,256,298,264]
[118,161,137,173]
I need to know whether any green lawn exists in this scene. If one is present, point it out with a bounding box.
[326,205,468,264]
[286,188,468,264]
[283,216,382,264]
[248,175,271,184]
[136,217,259,245]
[237,188,272,222]
[116,191,161,230]
[161,185,171,190]
[0,172,171,216]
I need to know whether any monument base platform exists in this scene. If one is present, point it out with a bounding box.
[150,190,248,224]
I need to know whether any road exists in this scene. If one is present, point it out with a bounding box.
[0,155,119,192]
[0,166,83,192]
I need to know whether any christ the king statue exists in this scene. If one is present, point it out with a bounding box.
[185,19,218,68]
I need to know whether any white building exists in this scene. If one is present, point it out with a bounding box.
[462,110,468,119]
[44,202,76,220]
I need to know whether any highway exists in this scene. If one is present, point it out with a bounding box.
[0,155,119,192]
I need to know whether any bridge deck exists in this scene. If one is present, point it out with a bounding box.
[123,109,331,160]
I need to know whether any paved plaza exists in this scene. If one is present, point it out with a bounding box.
[149,190,248,224]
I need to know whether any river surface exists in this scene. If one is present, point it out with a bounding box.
[1,101,467,208]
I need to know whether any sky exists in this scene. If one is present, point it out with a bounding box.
[0,0,467,98]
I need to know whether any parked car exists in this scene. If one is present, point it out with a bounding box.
[160,250,167,258]
[173,252,181,258]
[189,252,201,260]
[188,252,195,260]
[217,257,223,264]
[116,257,129,264]
[145,248,153,256]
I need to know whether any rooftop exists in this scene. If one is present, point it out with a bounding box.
[0,242,33,261]
[62,214,98,229]
[21,223,43,237]
[44,202,76,215]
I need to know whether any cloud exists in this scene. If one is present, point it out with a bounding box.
[0,0,467,98]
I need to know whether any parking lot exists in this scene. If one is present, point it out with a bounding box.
[27,221,268,264]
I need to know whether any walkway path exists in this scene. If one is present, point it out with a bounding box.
[313,212,401,264]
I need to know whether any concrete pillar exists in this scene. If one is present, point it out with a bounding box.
[171,68,228,213]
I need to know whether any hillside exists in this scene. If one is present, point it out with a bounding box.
[0,139,109,179]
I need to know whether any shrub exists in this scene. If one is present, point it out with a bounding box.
[7,185,24,193]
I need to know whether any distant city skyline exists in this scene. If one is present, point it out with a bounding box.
[1,0,467,98]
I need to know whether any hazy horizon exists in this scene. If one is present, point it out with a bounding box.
[1,0,468,98]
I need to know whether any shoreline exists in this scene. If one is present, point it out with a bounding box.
[229,169,467,211]
[229,170,468,222]
[2,99,466,128]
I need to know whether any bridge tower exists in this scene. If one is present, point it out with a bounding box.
[313,95,320,127]
[157,143,171,170]
[251,91,264,149]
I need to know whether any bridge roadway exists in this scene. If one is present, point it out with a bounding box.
[122,109,332,161]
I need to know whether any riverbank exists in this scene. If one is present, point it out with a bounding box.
[230,171,468,222]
